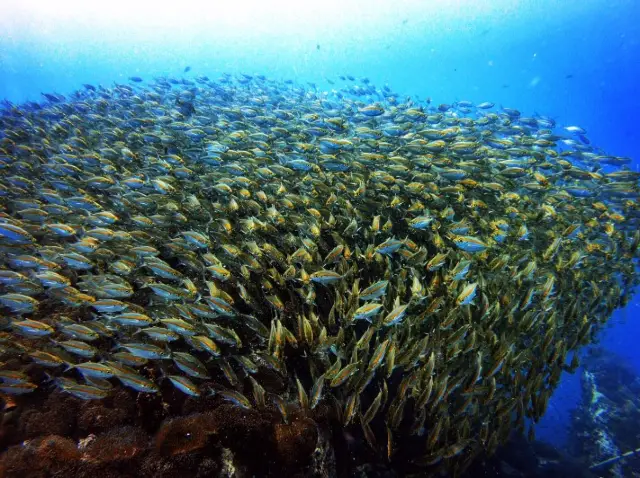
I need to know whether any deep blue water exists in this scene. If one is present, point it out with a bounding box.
[1,0,639,454]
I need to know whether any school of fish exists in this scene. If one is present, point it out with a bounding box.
[0,72,639,473]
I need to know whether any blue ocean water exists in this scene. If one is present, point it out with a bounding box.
[1,0,638,457]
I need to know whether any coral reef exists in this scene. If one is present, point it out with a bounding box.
[0,398,323,477]
[0,394,601,478]
[567,347,640,478]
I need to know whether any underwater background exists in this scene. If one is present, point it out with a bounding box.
[1,0,639,476]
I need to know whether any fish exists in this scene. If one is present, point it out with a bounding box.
[108,313,154,327]
[116,372,160,393]
[456,283,479,306]
[330,362,360,387]
[383,303,409,326]
[27,350,66,368]
[449,259,472,281]
[409,216,435,230]
[56,378,109,399]
[0,71,636,475]
[0,382,38,395]
[343,393,359,426]
[218,389,252,409]
[564,125,587,134]
[161,318,197,336]
[0,224,35,244]
[310,270,343,284]
[296,377,309,411]
[0,294,39,313]
[450,235,490,253]
[118,343,170,360]
[353,303,384,322]
[426,252,448,272]
[172,352,209,378]
[12,319,54,337]
[205,296,236,317]
[359,280,389,301]
[367,339,391,372]
[203,324,241,348]
[0,370,31,384]
[57,340,97,358]
[362,387,383,424]
[310,374,326,409]
[167,375,200,396]
[191,335,221,356]
[376,238,405,255]
[69,362,115,379]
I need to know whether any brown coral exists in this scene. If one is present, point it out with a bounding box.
[77,390,134,435]
[0,423,20,452]
[83,426,149,463]
[139,450,221,478]
[20,392,79,439]
[0,443,39,478]
[273,417,319,471]
[0,435,80,478]
[35,435,81,465]
[154,413,217,456]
